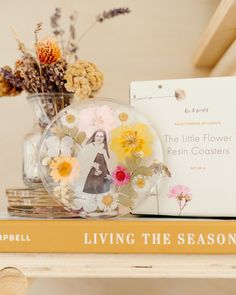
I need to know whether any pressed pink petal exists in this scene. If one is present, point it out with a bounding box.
[168,185,191,198]
[111,166,131,186]
[78,105,117,137]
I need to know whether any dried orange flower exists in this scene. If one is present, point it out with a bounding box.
[36,38,61,64]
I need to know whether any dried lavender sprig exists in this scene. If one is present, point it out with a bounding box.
[50,7,65,54]
[34,22,44,93]
[96,7,131,23]
[50,7,64,36]
[77,7,131,42]
[69,11,78,40]
[66,11,79,62]
[34,22,42,43]
[51,7,60,27]
[1,66,23,90]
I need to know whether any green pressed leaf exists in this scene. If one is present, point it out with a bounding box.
[120,184,138,199]
[134,155,142,167]
[63,126,70,134]
[125,156,137,172]
[71,144,79,156]
[162,165,172,177]
[150,162,162,173]
[51,126,66,138]
[118,193,134,208]
[134,166,153,177]
[70,126,79,138]
[76,132,86,145]
[150,162,172,177]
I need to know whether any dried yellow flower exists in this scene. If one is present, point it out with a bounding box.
[64,60,104,99]
[36,38,61,64]
[0,73,20,97]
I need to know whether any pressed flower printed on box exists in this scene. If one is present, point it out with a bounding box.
[168,185,192,216]
[38,98,166,218]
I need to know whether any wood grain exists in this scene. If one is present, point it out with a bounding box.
[0,267,28,295]
[0,254,236,279]
[193,0,236,67]
[210,39,236,76]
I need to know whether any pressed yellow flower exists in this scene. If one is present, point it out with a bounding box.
[132,175,155,194]
[102,194,113,206]
[36,38,61,64]
[49,156,79,183]
[135,176,146,188]
[110,123,153,161]
[119,112,129,122]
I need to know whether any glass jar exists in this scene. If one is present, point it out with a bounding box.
[22,93,73,188]
[22,126,42,188]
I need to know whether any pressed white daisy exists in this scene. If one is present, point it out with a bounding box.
[132,175,155,194]
[115,108,134,125]
[45,135,73,157]
[82,196,97,213]
[74,185,83,198]
[97,193,118,212]
[61,110,79,128]
[71,198,83,210]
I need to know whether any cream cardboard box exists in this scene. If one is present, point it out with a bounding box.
[130,76,236,217]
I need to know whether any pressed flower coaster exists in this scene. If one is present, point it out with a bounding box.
[38,98,164,219]
[6,188,79,218]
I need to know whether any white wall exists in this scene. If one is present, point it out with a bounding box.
[1,0,232,294]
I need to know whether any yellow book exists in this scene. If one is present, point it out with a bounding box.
[0,219,236,253]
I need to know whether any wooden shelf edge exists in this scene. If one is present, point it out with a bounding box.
[193,0,236,67]
[0,253,236,279]
[210,38,236,76]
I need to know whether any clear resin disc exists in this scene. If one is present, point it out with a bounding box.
[38,98,163,218]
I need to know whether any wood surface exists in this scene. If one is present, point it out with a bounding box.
[0,254,236,279]
[0,267,28,295]
[210,39,236,76]
[193,0,236,67]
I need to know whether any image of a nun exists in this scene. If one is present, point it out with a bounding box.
[79,129,112,195]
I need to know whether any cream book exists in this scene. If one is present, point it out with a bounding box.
[130,76,236,217]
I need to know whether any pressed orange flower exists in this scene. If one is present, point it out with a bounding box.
[49,156,79,183]
[36,38,61,64]
[110,123,153,161]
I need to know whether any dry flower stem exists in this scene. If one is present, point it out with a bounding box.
[11,27,28,56]
[65,11,79,62]
[34,23,45,94]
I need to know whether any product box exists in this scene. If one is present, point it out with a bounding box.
[130,76,236,217]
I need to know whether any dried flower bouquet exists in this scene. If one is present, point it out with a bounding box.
[0,7,131,119]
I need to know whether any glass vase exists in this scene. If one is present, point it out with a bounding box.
[22,93,73,188]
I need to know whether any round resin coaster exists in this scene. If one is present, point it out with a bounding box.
[38,98,164,218]
[6,188,78,218]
